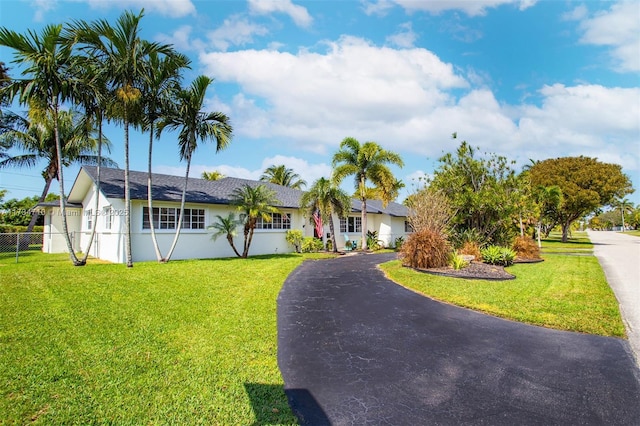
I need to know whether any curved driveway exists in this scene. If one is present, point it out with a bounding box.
[278,253,640,425]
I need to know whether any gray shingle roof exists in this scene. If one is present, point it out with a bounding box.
[79,166,408,216]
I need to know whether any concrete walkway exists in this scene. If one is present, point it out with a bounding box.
[278,253,640,425]
[588,230,640,364]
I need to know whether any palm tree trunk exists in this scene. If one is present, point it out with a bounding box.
[227,235,242,257]
[25,173,54,234]
[146,120,164,261]
[244,227,255,258]
[360,177,368,250]
[164,154,190,262]
[80,119,103,265]
[53,103,81,265]
[328,211,338,253]
[124,115,133,268]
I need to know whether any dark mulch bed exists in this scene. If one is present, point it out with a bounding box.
[514,257,544,264]
[415,261,515,281]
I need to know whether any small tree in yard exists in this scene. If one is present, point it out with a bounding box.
[209,213,242,257]
[231,184,280,258]
[286,229,304,253]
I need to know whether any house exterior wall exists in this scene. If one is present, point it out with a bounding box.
[42,206,82,254]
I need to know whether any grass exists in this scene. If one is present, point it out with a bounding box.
[0,251,333,424]
[539,231,593,253]
[621,230,640,237]
[381,233,625,337]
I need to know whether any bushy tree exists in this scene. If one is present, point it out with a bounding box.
[429,138,520,246]
[529,156,633,241]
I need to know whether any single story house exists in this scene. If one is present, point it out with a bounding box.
[40,166,411,263]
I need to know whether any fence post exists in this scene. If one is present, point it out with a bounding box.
[15,233,19,264]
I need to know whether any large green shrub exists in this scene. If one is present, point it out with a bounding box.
[301,237,324,253]
[285,230,304,253]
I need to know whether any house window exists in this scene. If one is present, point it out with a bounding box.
[86,209,93,230]
[143,207,205,230]
[404,221,414,233]
[255,213,291,230]
[340,216,361,233]
[104,207,112,230]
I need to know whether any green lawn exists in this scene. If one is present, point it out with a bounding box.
[621,230,640,237]
[0,252,331,424]
[539,231,593,253]
[380,234,625,337]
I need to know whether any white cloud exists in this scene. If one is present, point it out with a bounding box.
[31,0,57,22]
[74,0,196,17]
[155,25,206,52]
[386,22,418,48]
[248,0,313,28]
[561,4,588,22]
[578,1,640,72]
[362,0,395,16]
[260,155,332,186]
[207,15,269,51]
[391,0,536,17]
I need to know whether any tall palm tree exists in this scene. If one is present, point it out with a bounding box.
[230,184,280,258]
[300,177,352,253]
[157,75,233,262]
[208,212,242,257]
[71,9,175,267]
[0,24,86,264]
[260,164,306,189]
[140,50,190,262]
[202,170,225,181]
[613,197,634,231]
[332,137,404,250]
[0,109,116,230]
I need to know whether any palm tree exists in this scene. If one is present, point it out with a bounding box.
[0,109,116,231]
[230,184,280,258]
[208,213,242,257]
[0,24,86,264]
[71,9,175,267]
[613,197,634,231]
[157,75,233,262]
[202,170,225,181]
[260,164,306,189]
[140,50,190,262]
[300,177,352,253]
[332,137,404,250]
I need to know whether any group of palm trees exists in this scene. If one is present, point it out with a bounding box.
[0,10,232,266]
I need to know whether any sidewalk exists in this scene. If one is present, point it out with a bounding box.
[588,230,640,365]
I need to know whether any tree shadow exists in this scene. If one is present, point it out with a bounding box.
[244,383,329,426]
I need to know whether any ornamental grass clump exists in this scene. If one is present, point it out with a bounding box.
[400,228,451,269]
[458,241,482,261]
[512,235,541,260]
[449,251,469,270]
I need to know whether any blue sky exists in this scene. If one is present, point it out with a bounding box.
[1,0,639,206]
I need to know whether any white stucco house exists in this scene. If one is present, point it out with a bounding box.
[39,166,411,263]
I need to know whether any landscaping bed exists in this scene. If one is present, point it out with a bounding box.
[415,261,515,280]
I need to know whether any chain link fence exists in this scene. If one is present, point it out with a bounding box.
[0,232,79,263]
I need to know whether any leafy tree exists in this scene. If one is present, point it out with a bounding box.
[157,75,233,262]
[429,139,520,245]
[260,164,306,189]
[300,177,352,253]
[202,170,224,181]
[529,156,633,242]
[404,187,453,234]
[208,213,242,257]
[332,137,404,250]
[0,23,85,264]
[0,61,9,106]
[0,109,116,233]
[285,229,304,253]
[230,184,280,258]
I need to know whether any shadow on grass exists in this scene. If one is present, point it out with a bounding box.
[244,383,318,425]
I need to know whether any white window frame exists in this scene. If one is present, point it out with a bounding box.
[255,212,292,230]
[104,207,112,230]
[142,206,206,231]
[86,209,93,230]
[340,216,361,233]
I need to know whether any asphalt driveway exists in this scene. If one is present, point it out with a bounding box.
[277,253,640,425]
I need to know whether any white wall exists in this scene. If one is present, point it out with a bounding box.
[42,206,82,254]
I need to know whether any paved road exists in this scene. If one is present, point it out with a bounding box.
[588,230,640,364]
[278,253,640,425]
